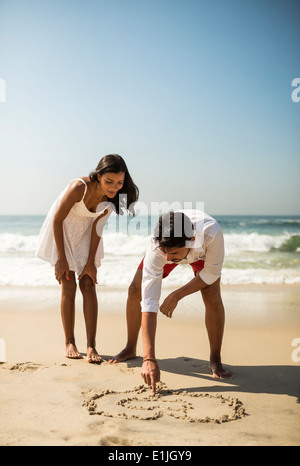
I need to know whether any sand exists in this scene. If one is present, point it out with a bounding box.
[0,284,299,446]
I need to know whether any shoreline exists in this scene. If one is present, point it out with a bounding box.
[0,283,299,326]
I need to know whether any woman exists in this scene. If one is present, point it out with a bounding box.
[36,154,139,363]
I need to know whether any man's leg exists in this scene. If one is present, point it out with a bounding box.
[200,278,231,378]
[109,269,142,363]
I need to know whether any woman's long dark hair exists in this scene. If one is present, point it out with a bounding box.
[89,154,139,215]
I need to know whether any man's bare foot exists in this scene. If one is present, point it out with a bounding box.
[65,343,83,360]
[210,360,232,379]
[108,346,137,364]
[87,347,104,364]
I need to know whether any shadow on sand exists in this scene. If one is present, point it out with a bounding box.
[126,356,300,403]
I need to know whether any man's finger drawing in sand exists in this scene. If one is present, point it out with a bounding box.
[110,210,231,394]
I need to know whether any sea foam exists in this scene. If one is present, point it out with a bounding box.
[0,231,299,287]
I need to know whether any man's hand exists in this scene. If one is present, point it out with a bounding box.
[141,359,160,395]
[159,291,180,318]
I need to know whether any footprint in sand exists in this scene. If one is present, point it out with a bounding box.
[99,435,134,446]
[1,362,69,373]
[1,362,45,372]
[82,383,246,424]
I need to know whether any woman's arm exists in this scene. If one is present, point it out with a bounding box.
[78,209,109,285]
[52,181,85,283]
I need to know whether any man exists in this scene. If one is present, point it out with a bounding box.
[110,210,231,394]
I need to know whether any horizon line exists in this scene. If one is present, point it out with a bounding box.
[1,213,300,217]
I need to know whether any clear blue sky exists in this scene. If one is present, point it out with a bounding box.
[0,0,299,215]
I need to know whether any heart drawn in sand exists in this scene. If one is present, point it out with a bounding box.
[82,383,246,424]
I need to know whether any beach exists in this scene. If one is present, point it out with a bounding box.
[0,283,299,446]
[1,0,299,449]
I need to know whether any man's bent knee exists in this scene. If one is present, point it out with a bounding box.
[128,271,142,300]
[201,278,222,304]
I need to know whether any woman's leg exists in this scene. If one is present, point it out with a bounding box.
[79,274,102,363]
[61,272,82,359]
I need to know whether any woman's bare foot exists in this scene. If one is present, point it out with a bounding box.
[210,359,232,379]
[65,343,83,360]
[108,346,137,364]
[87,347,104,364]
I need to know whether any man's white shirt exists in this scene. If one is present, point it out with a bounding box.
[141,210,225,313]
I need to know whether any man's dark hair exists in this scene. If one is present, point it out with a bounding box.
[154,211,194,250]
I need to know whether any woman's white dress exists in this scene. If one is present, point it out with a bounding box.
[36,178,113,275]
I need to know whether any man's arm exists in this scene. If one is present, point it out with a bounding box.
[140,246,165,394]
[160,227,225,318]
[140,276,208,392]
[141,312,160,395]
[160,275,209,318]
[141,244,165,313]
[142,312,157,360]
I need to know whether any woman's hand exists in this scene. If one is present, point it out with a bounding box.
[141,359,161,395]
[55,258,70,284]
[78,261,98,286]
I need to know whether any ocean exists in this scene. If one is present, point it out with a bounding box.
[0,214,300,288]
